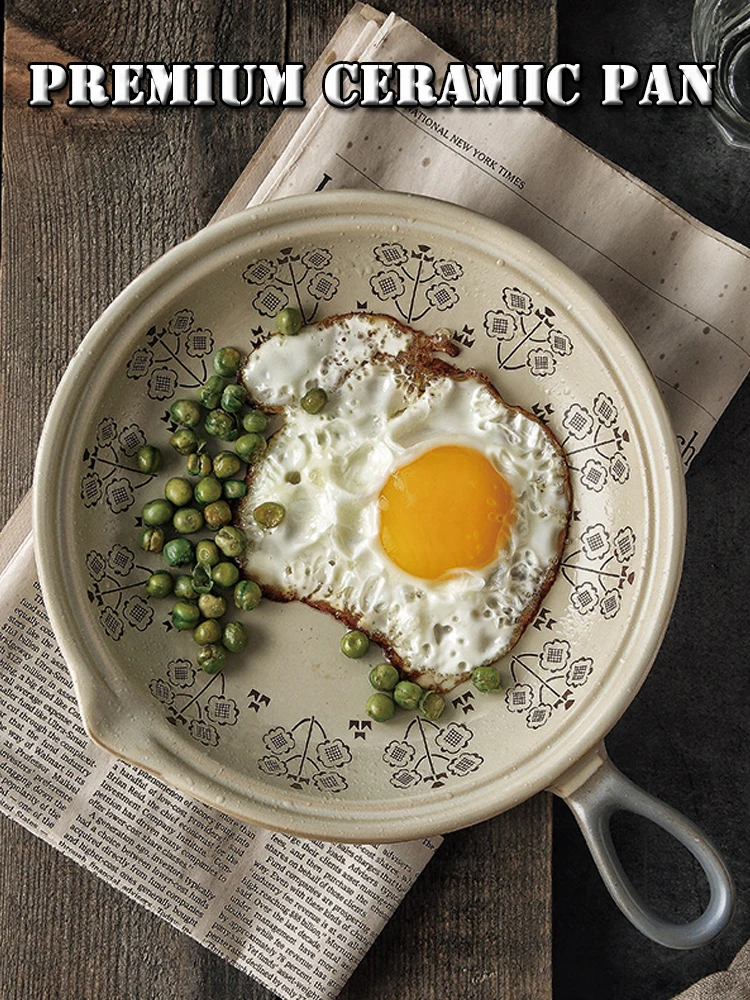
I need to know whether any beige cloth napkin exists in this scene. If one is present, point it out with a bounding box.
[674,940,750,999]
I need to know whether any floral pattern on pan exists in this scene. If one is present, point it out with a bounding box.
[86,544,155,640]
[81,419,157,514]
[368,241,463,322]
[483,289,573,379]
[149,657,242,749]
[243,247,340,323]
[77,232,643,795]
[504,642,595,732]
[126,310,215,400]
[258,718,353,793]
[382,718,483,790]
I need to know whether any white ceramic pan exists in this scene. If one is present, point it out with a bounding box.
[34,192,734,948]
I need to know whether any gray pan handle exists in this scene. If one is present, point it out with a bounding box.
[550,744,735,949]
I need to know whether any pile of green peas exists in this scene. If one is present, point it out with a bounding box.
[340,628,447,723]
[134,314,503,703]
[136,343,272,674]
[340,628,503,722]
[135,310,332,676]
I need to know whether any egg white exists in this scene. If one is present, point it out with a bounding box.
[238,314,570,687]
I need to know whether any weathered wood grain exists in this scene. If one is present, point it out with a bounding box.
[0,3,556,998]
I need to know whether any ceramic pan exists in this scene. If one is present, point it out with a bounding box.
[33,191,733,947]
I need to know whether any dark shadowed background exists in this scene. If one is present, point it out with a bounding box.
[1,2,747,999]
[552,2,750,998]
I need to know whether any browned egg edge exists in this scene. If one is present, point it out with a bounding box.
[234,312,572,694]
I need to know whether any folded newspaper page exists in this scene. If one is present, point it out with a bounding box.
[2,5,749,1000]
[0,497,439,1000]
[219,4,750,466]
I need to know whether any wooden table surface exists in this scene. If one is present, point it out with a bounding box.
[1,3,557,999]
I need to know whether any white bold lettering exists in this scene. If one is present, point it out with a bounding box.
[638,64,677,105]
[111,64,145,106]
[436,64,475,107]
[602,63,640,105]
[29,63,67,106]
[361,64,395,106]
[476,64,520,107]
[547,63,580,106]
[678,63,715,105]
[68,64,109,106]
[322,62,359,108]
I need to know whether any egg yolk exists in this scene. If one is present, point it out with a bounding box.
[378,445,515,580]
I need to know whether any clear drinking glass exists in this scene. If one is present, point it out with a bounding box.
[692,0,750,148]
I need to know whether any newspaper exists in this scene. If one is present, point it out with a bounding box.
[2,5,749,999]
[0,496,439,1000]
[219,4,750,465]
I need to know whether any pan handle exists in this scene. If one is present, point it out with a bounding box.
[550,743,734,949]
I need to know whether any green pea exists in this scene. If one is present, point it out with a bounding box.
[419,691,446,721]
[223,479,247,500]
[242,409,269,433]
[187,452,213,477]
[142,498,174,527]
[195,539,221,567]
[191,563,214,595]
[174,575,197,599]
[173,507,204,534]
[214,347,242,377]
[222,621,249,653]
[213,452,242,480]
[194,476,223,505]
[204,500,232,530]
[199,593,227,619]
[234,579,262,611]
[165,477,193,507]
[276,307,302,336]
[145,571,173,599]
[341,630,369,659]
[193,619,222,645]
[253,501,285,529]
[366,692,395,723]
[170,428,199,455]
[170,399,202,428]
[137,445,162,475]
[197,643,226,674]
[235,433,267,462]
[285,471,301,485]
[393,680,423,710]
[163,538,195,567]
[221,383,247,413]
[301,387,328,414]
[212,561,240,588]
[198,375,225,410]
[205,409,237,440]
[472,665,501,693]
[172,600,200,631]
[215,526,246,558]
[369,663,399,692]
[138,527,165,553]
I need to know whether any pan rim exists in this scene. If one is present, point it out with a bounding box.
[34,190,686,841]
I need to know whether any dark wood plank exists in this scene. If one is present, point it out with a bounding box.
[1,3,285,527]
[340,798,553,1000]
[286,0,557,66]
[0,821,208,1000]
[1,3,557,998]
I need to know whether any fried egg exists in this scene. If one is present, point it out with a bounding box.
[237,313,571,690]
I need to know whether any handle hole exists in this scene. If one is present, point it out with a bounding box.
[610,811,709,923]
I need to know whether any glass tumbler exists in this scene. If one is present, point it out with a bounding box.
[692,0,750,148]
